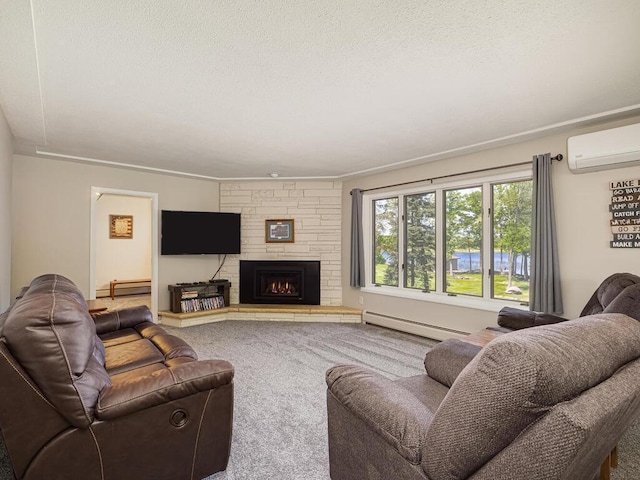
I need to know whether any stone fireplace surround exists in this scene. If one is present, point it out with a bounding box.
[239,260,321,305]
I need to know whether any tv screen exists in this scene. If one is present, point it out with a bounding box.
[161,210,241,255]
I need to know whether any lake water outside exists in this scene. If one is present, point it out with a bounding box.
[452,251,530,273]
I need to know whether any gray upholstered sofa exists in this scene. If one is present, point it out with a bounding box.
[326,313,640,480]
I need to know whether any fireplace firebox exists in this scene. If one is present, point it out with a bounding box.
[240,260,320,305]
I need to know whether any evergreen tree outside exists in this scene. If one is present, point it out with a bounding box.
[405,193,436,291]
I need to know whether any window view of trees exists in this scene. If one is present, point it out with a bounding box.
[405,193,436,291]
[492,180,532,301]
[367,173,531,304]
[373,197,398,286]
[444,187,483,296]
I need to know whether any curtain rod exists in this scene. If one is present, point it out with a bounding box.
[352,154,563,194]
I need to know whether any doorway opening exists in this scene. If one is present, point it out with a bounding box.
[90,187,159,321]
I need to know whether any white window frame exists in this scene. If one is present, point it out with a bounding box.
[361,169,532,312]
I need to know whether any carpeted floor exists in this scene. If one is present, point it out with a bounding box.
[169,321,437,480]
[1,318,639,479]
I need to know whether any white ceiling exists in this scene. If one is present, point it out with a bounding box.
[1,1,640,180]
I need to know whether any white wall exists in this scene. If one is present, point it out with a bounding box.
[0,106,12,311]
[342,115,640,336]
[11,155,219,309]
[219,180,343,305]
[95,194,152,293]
[9,115,640,325]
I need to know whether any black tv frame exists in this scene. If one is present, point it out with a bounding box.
[161,210,241,255]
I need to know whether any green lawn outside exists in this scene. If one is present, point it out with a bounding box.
[447,273,530,302]
[375,263,397,286]
[374,263,529,303]
[492,274,530,302]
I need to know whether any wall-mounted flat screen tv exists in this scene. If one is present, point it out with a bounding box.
[161,210,241,255]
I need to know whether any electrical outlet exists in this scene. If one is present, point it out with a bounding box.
[358,296,364,305]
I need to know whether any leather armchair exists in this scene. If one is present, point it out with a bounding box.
[0,274,234,480]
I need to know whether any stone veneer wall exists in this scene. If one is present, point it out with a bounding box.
[218,181,342,305]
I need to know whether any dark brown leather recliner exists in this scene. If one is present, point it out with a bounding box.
[0,274,234,480]
[496,272,640,331]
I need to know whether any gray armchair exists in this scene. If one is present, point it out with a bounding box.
[326,313,640,480]
[497,272,640,331]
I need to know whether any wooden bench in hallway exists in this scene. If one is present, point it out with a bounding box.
[109,278,151,300]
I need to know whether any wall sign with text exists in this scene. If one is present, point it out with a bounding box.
[609,178,640,248]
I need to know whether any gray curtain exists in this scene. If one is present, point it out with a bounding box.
[350,189,365,287]
[530,153,563,314]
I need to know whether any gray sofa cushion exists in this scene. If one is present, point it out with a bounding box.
[326,364,433,465]
[423,339,481,388]
[603,283,640,321]
[422,313,640,480]
[394,374,450,414]
[470,356,640,480]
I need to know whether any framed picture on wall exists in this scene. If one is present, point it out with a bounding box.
[265,219,294,243]
[110,215,133,239]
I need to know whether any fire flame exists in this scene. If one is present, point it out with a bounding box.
[267,281,297,295]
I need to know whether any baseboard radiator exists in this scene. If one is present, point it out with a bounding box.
[363,311,468,341]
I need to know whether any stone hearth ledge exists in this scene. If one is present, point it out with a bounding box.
[158,304,363,328]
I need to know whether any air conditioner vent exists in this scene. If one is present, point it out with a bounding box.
[567,123,640,173]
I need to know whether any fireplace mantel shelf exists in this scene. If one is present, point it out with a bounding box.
[159,304,363,328]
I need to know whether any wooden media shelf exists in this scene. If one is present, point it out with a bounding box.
[168,281,231,314]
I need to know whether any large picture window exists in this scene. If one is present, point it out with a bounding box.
[364,171,532,308]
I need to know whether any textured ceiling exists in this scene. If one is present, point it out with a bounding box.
[1,0,640,179]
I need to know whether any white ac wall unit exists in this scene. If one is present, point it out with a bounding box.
[567,123,640,173]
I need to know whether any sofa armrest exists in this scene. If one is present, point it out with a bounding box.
[96,359,234,420]
[326,364,433,465]
[424,339,481,388]
[497,306,567,330]
[92,306,153,334]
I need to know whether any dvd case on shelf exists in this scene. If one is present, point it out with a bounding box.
[179,294,225,313]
